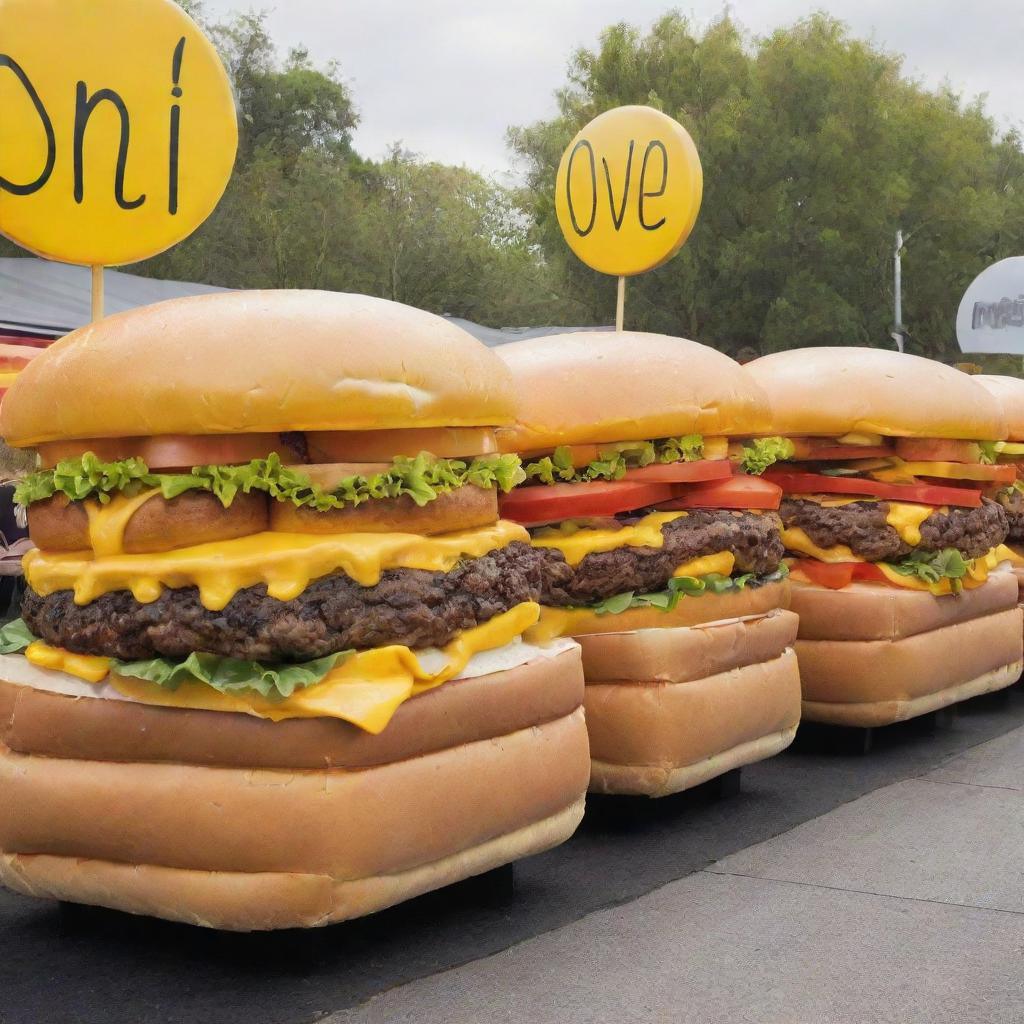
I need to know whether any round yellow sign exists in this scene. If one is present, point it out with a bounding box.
[0,0,238,266]
[555,105,703,277]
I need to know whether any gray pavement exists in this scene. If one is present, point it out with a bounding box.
[331,726,1024,1024]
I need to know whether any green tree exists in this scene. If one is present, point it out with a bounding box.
[510,13,1024,357]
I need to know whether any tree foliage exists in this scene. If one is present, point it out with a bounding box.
[510,13,1024,357]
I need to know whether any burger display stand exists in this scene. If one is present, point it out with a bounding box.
[747,349,1024,752]
[0,0,591,930]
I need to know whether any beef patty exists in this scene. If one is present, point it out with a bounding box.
[22,542,545,662]
[996,488,1024,543]
[535,510,784,608]
[779,497,1008,561]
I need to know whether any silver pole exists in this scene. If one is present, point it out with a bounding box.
[892,229,904,352]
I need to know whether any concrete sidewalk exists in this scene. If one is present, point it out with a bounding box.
[332,726,1024,1024]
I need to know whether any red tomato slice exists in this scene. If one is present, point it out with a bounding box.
[791,559,888,589]
[39,434,284,470]
[657,474,783,511]
[498,480,673,526]
[894,438,982,464]
[621,460,733,484]
[763,471,982,508]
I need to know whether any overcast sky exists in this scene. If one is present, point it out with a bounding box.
[201,0,1024,179]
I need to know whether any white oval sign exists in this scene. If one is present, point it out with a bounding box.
[957,257,1024,354]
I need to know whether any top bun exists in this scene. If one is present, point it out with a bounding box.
[496,332,771,451]
[747,347,1007,441]
[0,291,514,447]
[974,375,1024,442]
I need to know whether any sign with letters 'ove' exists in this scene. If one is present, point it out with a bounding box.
[555,105,703,279]
[0,0,238,268]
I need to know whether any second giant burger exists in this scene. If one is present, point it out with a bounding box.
[496,332,802,798]
[0,291,590,930]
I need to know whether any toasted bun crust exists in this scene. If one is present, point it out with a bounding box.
[28,490,270,553]
[0,646,584,769]
[746,347,1007,440]
[793,586,1023,725]
[789,573,1019,642]
[974,375,1024,442]
[1,292,515,446]
[585,635,801,797]
[0,650,591,929]
[0,799,586,931]
[496,332,772,451]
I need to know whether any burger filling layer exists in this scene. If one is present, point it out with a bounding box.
[533,510,784,608]
[21,542,544,661]
[780,498,1009,562]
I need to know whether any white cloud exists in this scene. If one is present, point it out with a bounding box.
[199,0,1024,177]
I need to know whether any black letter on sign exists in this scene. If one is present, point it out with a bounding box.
[168,36,185,215]
[0,55,56,195]
[602,140,634,231]
[565,139,597,236]
[638,140,668,231]
[73,83,146,209]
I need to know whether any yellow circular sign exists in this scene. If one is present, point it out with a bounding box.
[0,0,238,266]
[555,105,703,277]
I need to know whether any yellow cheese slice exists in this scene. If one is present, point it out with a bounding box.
[530,511,687,566]
[673,551,735,578]
[24,520,529,611]
[84,490,162,557]
[884,503,934,547]
[780,527,862,563]
[25,641,112,683]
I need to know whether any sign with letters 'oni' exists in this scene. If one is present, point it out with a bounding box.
[555,105,703,278]
[0,0,238,267]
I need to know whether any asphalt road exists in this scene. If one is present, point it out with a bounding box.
[3,684,1023,1024]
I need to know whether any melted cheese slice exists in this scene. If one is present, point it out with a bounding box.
[884,503,934,547]
[873,548,1003,595]
[781,527,862,563]
[18,602,542,734]
[84,490,161,557]
[531,512,687,566]
[673,551,735,578]
[24,520,529,611]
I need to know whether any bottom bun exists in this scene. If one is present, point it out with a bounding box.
[797,604,1024,727]
[581,614,801,798]
[802,663,1022,728]
[591,727,798,798]
[0,798,585,932]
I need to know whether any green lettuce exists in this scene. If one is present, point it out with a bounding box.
[586,564,790,615]
[523,435,705,486]
[889,547,969,591]
[977,441,999,465]
[15,451,525,511]
[0,618,35,654]
[0,618,349,700]
[740,436,796,475]
[114,650,351,700]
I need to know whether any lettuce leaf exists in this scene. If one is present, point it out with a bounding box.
[586,564,789,615]
[889,547,969,591]
[15,451,525,511]
[113,650,350,700]
[0,618,349,700]
[0,617,34,654]
[740,436,796,475]
[977,441,999,465]
[523,435,705,486]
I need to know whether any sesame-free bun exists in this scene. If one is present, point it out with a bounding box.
[0,292,515,447]
[974,375,1024,442]
[496,332,772,451]
[746,347,1007,440]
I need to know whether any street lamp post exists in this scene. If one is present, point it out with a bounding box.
[892,228,905,352]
